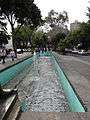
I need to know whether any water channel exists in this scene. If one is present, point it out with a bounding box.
[1,52,86,112]
[18,53,69,112]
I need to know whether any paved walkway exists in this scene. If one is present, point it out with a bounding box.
[20,111,90,120]
[0,52,31,71]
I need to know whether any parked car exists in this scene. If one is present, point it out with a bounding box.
[72,50,79,54]
[17,49,22,54]
[65,48,72,53]
[78,50,87,55]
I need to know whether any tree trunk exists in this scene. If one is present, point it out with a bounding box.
[11,25,17,58]
[12,35,17,58]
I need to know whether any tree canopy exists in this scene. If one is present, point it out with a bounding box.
[63,22,90,51]
[32,31,48,49]
[0,0,41,31]
[0,31,10,47]
[14,25,33,49]
[45,9,68,28]
[0,16,10,47]
[51,32,66,50]
[0,0,41,52]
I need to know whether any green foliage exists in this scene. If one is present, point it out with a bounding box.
[0,31,10,46]
[14,26,33,48]
[0,20,7,32]
[64,22,90,50]
[32,31,48,49]
[0,14,9,47]
[0,0,41,30]
[0,0,41,52]
[79,22,90,50]
[58,39,67,53]
[64,30,81,48]
[45,9,69,51]
[45,10,68,28]
[52,32,66,50]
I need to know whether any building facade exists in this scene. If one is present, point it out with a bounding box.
[70,20,81,31]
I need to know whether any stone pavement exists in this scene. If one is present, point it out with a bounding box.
[20,111,90,120]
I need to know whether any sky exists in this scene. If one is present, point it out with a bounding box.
[34,0,89,23]
[6,0,89,34]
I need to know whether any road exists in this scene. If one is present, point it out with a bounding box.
[76,55,90,63]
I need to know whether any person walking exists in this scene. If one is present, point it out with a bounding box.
[2,48,6,64]
[10,50,15,61]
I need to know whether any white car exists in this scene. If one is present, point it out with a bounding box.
[72,50,79,54]
[78,50,87,55]
[17,49,22,53]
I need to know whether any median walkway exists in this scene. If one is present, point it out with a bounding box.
[53,52,90,112]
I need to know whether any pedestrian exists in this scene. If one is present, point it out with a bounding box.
[2,48,6,64]
[0,49,2,61]
[10,50,15,61]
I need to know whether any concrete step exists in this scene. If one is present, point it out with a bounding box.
[7,99,21,120]
[20,111,90,120]
[0,89,20,120]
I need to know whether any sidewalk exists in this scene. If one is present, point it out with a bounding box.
[0,52,32,71]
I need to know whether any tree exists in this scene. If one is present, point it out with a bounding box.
[0,19,10,47]
[62,22,90,51]
[0,0,41,55]
[0,31,10,47]
[57,30,81,54]
[87,3,90,20]
[64,30,81,49]
[47,26,68,50]
[64,22,90,51]
[14,25,33,49]
[58,39,67,54]
[45,9,68,28]
[51,32,66,50]
[79,22,90,50]
[44,9,69,50]
[32,31,48,49]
